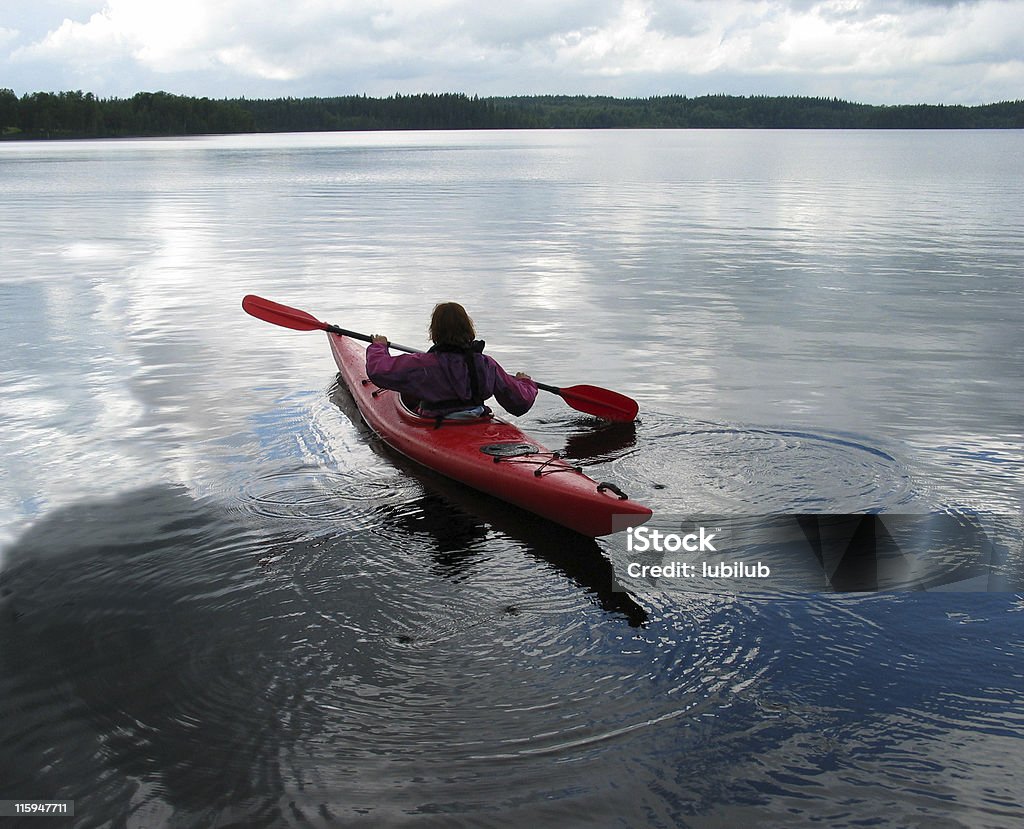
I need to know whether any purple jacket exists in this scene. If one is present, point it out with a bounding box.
[366,341,538,417]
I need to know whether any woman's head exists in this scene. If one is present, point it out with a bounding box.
[429,302,475,346]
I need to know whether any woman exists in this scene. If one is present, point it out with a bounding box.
[366,302,538,419]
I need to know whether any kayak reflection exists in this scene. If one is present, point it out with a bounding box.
[560,419,638,463]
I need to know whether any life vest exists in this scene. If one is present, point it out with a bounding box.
[425,340,486,410]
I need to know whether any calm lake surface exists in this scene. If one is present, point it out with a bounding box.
[1,130,1022,827]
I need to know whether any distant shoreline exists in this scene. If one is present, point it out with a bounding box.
[2,90,1022,139]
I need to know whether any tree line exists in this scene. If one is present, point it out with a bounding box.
[2,89,1022,139]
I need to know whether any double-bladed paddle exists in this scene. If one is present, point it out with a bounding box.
[242,294,639,422]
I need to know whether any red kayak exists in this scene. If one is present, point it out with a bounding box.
[329,332,653,537]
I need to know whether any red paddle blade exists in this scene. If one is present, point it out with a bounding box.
[559,384,639,422]
[242,294,328,332]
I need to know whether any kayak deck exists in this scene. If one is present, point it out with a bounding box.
[328,332,652,537]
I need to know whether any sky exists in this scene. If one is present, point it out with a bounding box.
[2,0,1022,104]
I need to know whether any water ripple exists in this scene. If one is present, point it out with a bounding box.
[611,413,917,513]
[240,466,398,525]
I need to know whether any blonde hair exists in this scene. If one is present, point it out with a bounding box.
[429,302,475,346]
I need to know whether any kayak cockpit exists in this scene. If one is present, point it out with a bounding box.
[395,392,493,427]
[360,377,493,426]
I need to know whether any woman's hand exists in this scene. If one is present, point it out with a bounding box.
[515,372,532,381]
[370,335,388,345]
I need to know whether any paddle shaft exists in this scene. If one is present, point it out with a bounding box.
[337,330,578,400]
[242,294,639,421]
[338,327,564,393]
[341,333,636,420]
[325,324,418,356]
[535,380,590,400]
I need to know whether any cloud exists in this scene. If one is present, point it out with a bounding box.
[548,0,1024,78]
[4,0,1024,103]
[13,1,226,73]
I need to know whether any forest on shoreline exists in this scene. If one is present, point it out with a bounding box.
[2,89,1023,139]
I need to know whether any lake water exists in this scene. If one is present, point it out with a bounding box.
[1,130,1022,827]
